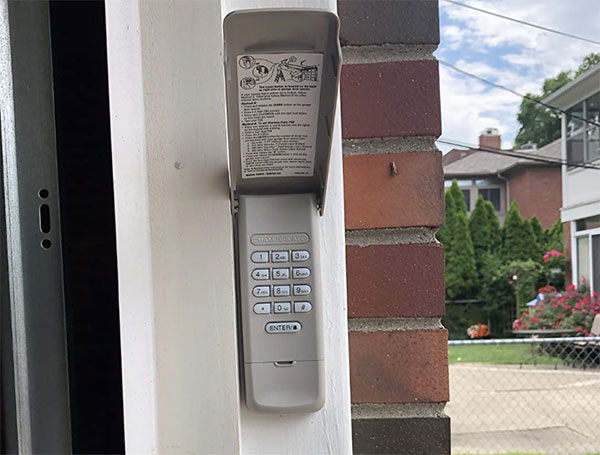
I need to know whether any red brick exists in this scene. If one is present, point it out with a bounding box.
[347,244,445,318]
[349,330,449,403]
[506,166,562,229]
[341,61,441,139]
[344,152,444,229]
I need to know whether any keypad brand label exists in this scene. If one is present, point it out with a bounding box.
[251,233,310,245]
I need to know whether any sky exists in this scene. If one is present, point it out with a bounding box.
[436,0,600,153]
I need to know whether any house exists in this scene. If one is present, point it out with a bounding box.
[443,128,562,227]
[542,64,600,292]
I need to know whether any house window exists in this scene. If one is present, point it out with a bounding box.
[478,188,501,211]
[567,92,600,167]
[461,189,471,212]
[574,221,600,294]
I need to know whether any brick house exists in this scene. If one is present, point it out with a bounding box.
[443,129,562,228]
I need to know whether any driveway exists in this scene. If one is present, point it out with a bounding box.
[446,363,600,454]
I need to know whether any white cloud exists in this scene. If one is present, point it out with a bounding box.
[437,0,600,152]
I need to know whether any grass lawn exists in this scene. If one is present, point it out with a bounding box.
[448,343,558,365]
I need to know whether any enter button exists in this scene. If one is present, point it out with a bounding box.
[265,321,302,334]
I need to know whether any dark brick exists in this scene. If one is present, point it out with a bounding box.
[353,416,451,454]
[338,0,440,46]
[341,61,441,139]
[350,330,449,403]
[347,244,445,318]
[343,151,444,229]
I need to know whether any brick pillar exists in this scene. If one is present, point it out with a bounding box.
[338,1,450,454]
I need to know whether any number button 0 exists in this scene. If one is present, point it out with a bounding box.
[271,251,289,263]
[272,268,290,280]
[252,269,269,280]
[292,250,310,262]
[274,302,291,314]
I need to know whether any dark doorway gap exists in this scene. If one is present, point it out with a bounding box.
[49,2,125,453]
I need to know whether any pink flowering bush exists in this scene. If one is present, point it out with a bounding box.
[543,249,563,264]
[513,282,600,335]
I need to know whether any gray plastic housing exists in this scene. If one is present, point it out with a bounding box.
[223,9,341,211]
[237,194,324,413]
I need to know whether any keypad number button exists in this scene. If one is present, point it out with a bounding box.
[292,267,311,279]
[271,251,289,263]
[272,268,290,280]
[253,303,271,314]
[251,251,269,263]
[292,250,310,262]
[252,286,270,298]
[252,269,269,280]
[294,301,312,313]
[274,302,291,314]
[273,285,291,297]
[293,285,311,296]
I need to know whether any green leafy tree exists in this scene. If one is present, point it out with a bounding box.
[514,53,600,148]
[574,52,600,78]
[446,210,478,300]
[528,216,545,261]
[484,201,502,254]
[502,202,539,263]
[479,254,514,335]
[543,219,564,252]
[437,189,456,249]
[444,181,478,300]
[469,196,492,257]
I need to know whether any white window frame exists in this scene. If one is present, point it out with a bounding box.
[572,223,600,292]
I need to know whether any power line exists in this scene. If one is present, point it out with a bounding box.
[437,138,600,170]
[442,0,600,46]
[439,60,600,128]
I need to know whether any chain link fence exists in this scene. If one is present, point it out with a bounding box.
[447,337,600,455]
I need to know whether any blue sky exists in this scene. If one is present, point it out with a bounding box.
[435,0,600,153]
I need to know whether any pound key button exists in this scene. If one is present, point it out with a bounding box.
[265,321,302,334]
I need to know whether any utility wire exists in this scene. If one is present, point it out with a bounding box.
[438,138,600,170]
[442,0,600,46]
[439,60,600,128]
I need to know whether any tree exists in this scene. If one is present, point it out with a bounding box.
[437,188,456,249]
[502,202,539,263]
[446,210,478,300]
[528,216,545,261]
[469,197,500,273]
[514,53,600,148]
[445,181,478,300]
[574,52,600,78]
[484,201,502,254]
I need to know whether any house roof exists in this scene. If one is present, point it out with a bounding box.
[443,138,561,178]
[541,64,600,110]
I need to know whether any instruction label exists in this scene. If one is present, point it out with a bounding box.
[237,53,323,179]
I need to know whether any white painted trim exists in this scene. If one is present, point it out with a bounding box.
[104,3,159,452]
[574,227,600,292]
[106,1,243,452]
